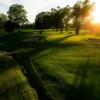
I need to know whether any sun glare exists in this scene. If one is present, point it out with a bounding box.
[92,0,100,23]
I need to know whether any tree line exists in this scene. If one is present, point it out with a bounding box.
[35,0,94,34]
[0,0,94,34]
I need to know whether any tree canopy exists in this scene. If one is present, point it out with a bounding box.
[7,4,28,25]
[72,0,94,35]
[34,0,94,34]
[35,6,72,33]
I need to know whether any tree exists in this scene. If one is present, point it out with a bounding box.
[35,12,47,33]
[0,13,7,29]
[63,5,72,32]
[72,0,94,35]
[58,6,71,33]
[51,7,62,32]
[7,4,28,31]
[57,7,65,33]
[50,6,71,33]
[42,12,52,29]
[50,8,57,30]
[50,6,65,33]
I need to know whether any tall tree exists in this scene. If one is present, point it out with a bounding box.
[50,6,66,33]
[63,5,72,32]
[50,6,71,33]
[35,12,46,33]
[7,4,28,31]
[50,8,57,30]
[42,12,52,29]
[72,1,82,35]
[72,0,94,35]
[58,6,72,33]
[0,13,7,29]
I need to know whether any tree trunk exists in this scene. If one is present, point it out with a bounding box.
[66,25,68,32]
[75,23,80,35]
[42,28,43,32]
[39,29,42,34]
[56,28,58,32]
[66,26,68,32]
[65,24,68,32]
[60,27,63,33]
[75,27,79,35]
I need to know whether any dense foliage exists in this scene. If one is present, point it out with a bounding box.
[7,4,28,25]
[0,13,7,29]
[34,0,94,34]
[3,20,17,33]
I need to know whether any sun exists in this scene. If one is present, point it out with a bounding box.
[92,0,100,23]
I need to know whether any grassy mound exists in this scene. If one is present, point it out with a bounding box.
[0,51,38,100]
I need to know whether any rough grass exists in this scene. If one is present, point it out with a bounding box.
[0,51,38,100]
[0,29,100,100]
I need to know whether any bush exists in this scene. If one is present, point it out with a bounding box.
[3,20,17,33]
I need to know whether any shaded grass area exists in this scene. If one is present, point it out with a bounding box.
[0,29,100,100]
[0,51,38,100]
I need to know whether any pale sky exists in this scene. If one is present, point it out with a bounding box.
[0,0,99,23]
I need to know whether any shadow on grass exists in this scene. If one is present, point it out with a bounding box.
[0,31,35,51]
[19,34,79,59]
[20,40,81,59]
[0,31,78,56]
[73,58,100,100]
[73,59,90,86]
[30,61,83,100]
[51,34,76,43]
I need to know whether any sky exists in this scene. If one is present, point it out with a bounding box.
[0,0,99,23]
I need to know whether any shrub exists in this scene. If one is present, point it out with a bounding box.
[3,20,17,33]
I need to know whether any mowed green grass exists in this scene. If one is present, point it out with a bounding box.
[0,51,38,100]
[0,29,100,100]
[30,31,100,100]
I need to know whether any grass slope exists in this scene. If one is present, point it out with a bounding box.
[0,51,38,100]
